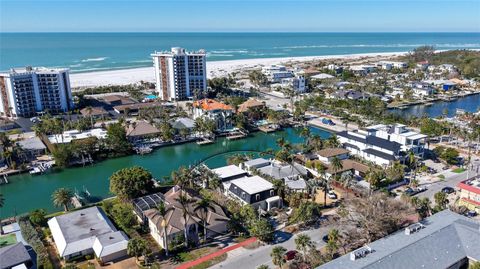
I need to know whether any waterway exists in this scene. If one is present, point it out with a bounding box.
[390,93,480,118]
[0,127,330,218]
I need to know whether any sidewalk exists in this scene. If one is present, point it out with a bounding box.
[176,237,257,269]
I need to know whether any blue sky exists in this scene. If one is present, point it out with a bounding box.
[1,0,479,32]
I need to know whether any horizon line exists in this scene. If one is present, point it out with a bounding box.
[1,31,480,34]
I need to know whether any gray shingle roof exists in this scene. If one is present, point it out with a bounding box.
[317,210,480,269]
[258,163,308,180]
[0,243,31,269]
[363,148,397,161]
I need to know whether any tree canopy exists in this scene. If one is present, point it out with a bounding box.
[109,166,154,201]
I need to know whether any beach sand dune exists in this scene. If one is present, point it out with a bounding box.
[70,51,406,89]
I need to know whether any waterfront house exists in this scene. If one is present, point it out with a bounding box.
[303,148,370,179]
[47,128,107,144]
[125,121,160,142]
[317,148,349,164]
[101,95,136,106]
[227,175,282,211]
[193,99,233,131]
[257,161,308,181]
[133,186,229,249]
[317,210,480,269]
[211,164,249,182]
[367,124,427,157]
[337,129,402,166]
[48,206,129,262]
[280,75,307,93]
[16,136,47,161]
[0,242,33,269]
[457,178,480,214]
[242,158,271,172]
[237,99,265,114]
[113,102,165,115]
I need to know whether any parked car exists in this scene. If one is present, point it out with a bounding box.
[466,211,477,217]
[284,250,298,261]
[404,188,416,196]
[327,190,337,199]
[441,187,455,194]
[322,234,330,243]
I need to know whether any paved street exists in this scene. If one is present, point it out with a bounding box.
[211,225,330,269]
[417,159,480,201]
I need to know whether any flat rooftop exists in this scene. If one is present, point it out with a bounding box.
[230,176,273,194]
[211,165,247,179]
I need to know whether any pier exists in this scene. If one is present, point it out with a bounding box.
[226,130,248,140]
[197,138,214,145]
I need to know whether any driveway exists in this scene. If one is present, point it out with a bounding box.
[210,224,331,269]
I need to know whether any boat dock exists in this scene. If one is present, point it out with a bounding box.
[197,138,214,145]
[226,130,248,140]
[258,125,279,133]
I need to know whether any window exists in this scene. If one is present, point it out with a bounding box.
[270,190,274,196]
[241,192,246,199]
[255,194,260,201]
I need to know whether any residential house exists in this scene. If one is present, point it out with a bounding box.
[257,161,309,192]
[317,148,349,164]
[133,186,229,248]
[211,164,249,182]
[317,210,480,269]
[237,99,265,114]
[171,117,195,135]
[242,158,271,172]
[0,243,33,269]
[280,76,306,93]
[80,107,109,119]
[47,128,107,144]
[310,73,335,80]
[368,124,427,157]
[262,65,293,82]
[101,95,136,106]
[457,178,480,214]
[193,99,233,131]
[113,102,165,115]
[337,129,402,166]
[48,207,129,262]
[126,121,160,142]
[227,176,282,211]
[16,136,46,161]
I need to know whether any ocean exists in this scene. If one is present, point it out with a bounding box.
[1,32,479,73]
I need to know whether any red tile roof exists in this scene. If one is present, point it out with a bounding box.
[193,99,232,111]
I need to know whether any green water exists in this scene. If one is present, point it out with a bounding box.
[0,127,330,218]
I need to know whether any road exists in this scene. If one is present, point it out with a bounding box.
[211,225,330,269]
[417,159,480,201]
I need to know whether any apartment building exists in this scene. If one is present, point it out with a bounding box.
[457,178,480,214]
[0,67,73,118]
[152,47,207,101]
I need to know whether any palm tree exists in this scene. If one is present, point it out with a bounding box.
[51,188,73,212]
[295,234,314,260]
[175,193,195,247]
[408,151,418,186]
[272,180,286,200]
[270,246,287,268]
[156,202,174,256]
[194,197,216,243]
[330,156,343,180]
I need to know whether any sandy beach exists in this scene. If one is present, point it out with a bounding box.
[69,51,408,88]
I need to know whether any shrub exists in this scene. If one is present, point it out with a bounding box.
[17,216,50,267]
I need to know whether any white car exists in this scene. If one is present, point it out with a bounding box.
[327,190,338,199]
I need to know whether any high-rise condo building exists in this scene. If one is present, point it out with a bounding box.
[151,47,207,101]
[0,67,74,118]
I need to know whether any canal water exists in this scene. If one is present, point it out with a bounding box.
[390,93,480,118]
[0,127,330,218]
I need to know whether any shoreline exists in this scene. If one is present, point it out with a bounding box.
[70,51,409,88]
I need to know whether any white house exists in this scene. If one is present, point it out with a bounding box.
[368,124,427,157]
[280,75,306,93]
[48,207,128,262]
[262,65,293,82]
[227,176,282,211]
[337,129,402,166]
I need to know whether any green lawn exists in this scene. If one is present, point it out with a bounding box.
[0,234,17,247]
[452,167,466,173]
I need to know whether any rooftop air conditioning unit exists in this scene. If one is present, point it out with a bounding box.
[350,245,372,261]
[405,223,424,235]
